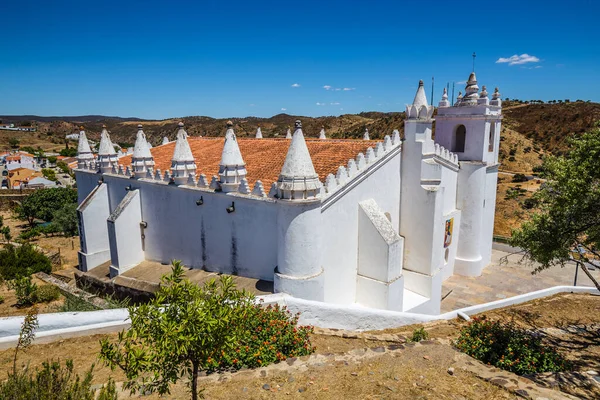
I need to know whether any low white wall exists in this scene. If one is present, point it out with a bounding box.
[1,286,597,348]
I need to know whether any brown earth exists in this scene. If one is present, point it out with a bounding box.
[0,293,597,399]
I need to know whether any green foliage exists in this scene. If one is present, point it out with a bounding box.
[409,326,429,342]
[100,260,312,400]
[17,187,77,225]
[0,295,4,304]
[47,156,57,164]
[0,360,119,400]
[8,137,20,148]
[0,243,52,281]
[511,173,528,183]
[41,168,57,181]
[0,215,11,243]
[508,156,516,162]
[59,147,77,157]
[51,202,79,237]
[35,284,61,303]
[522,197,538,210]
[7,276,39,307]
[510,130,600,290]
[57,160,70,174]
[208,302,314,371]
[455,316,570,375]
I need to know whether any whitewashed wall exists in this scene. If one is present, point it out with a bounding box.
[320,149,401,305]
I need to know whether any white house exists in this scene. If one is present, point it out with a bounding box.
[75,72,501,315]
[1,151,37,171]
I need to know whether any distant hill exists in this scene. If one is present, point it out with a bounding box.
[1,102,599,169]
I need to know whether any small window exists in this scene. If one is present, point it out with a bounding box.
[452,125,466,153]
[488,123,496,152]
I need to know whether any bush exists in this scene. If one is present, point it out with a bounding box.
[522,197,538,210]
[0,243,52,281]
[455,316,570,375]
[42,169,57,182]
[508,156,516,162]
[0,295,4,304]
[35,284,61,303]
[208,302,314,371]
[7,276,38,307]
[410,326,429,342]
[509,148,517,156]
[0,360,118,400]
[512,173,528,183]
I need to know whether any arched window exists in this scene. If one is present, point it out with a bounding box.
[452,125,466,153]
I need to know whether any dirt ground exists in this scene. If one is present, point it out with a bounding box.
[494,176,541,237]
[0,210,80,269]
[0,293,598,399]
[0,276,65,317]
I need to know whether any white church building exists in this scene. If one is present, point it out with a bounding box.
[75,72,502,315]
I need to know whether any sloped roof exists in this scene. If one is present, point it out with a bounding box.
[118,137,379,188]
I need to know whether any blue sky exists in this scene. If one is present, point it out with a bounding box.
[2,0,598,119]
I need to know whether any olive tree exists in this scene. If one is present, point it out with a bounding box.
[510,129,600,290]
[99,261,254,400]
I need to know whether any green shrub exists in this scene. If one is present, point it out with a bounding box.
[508,156,516,162]
[7,276,38,307]
[0,243,52,280]
[209,302,314,371]
[512,173,528,183]
[35,284,61,303]
[0,360,118,400]
[522,198,538,210]
[410,326,429,342]
[52,202,79,237]
[0,295,4,304]
[18,228,41,241]
[455,316,570,375]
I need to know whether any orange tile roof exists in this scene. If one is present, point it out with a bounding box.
[119,137,380,189]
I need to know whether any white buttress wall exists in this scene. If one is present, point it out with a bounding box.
[77,182,111,271]
[107,189,144,277]
[75,170,101,204]
[320,149,401,305]
[480,166,498,266]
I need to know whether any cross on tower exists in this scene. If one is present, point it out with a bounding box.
[472,52,476,72]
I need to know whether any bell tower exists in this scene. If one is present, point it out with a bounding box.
[434,72,502,276]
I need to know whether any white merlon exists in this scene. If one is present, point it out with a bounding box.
[335,165,348,186]
[285,128,292,139]
[276,120,322,200]
[238,177,251,194]
[268,182,278,198]
[98,125,118,173]
[218,121,247,193]
[365,147,376,164]
[319,128,326,140]
[324,174,337,193]
[255,127,263,139]
[251,180,266,197]
[356,152,366,169]
[198,174,208,188]
[209,176,220,190]
[76,129,94,169]
[131,125,155,178]
[383,135,392,151]
[392,129,401,145]
[171,122,197,185]
[162,137,169,145]
[363,128,370,140]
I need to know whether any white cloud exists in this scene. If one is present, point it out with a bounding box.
[291,83,301,87]
[249,103,255,106]
[330,102,340,105]
[324,85,355,91]
[343,88,355,91]
[316,102,326,106]
[281,108,287,111]
[323,85,332,90]
[456,81,467,85]
[496,54,540,66]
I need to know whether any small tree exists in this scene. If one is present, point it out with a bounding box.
[13,308,38,374]
[42,168,57,181]
[52,203,79,236]
[17,187,77,226]
[99,261,255,400]
[510,129,600,291]
[8,137,20,149]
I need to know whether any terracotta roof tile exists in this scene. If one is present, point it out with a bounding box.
[119,137,380,189]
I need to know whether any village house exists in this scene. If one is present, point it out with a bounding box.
[75,72,501,315]
[0,150,37,171]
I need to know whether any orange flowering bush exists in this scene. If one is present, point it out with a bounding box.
[207,302,315,372]
[455,316,570,375]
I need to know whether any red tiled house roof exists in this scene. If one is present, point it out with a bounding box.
[119,137,380,189]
